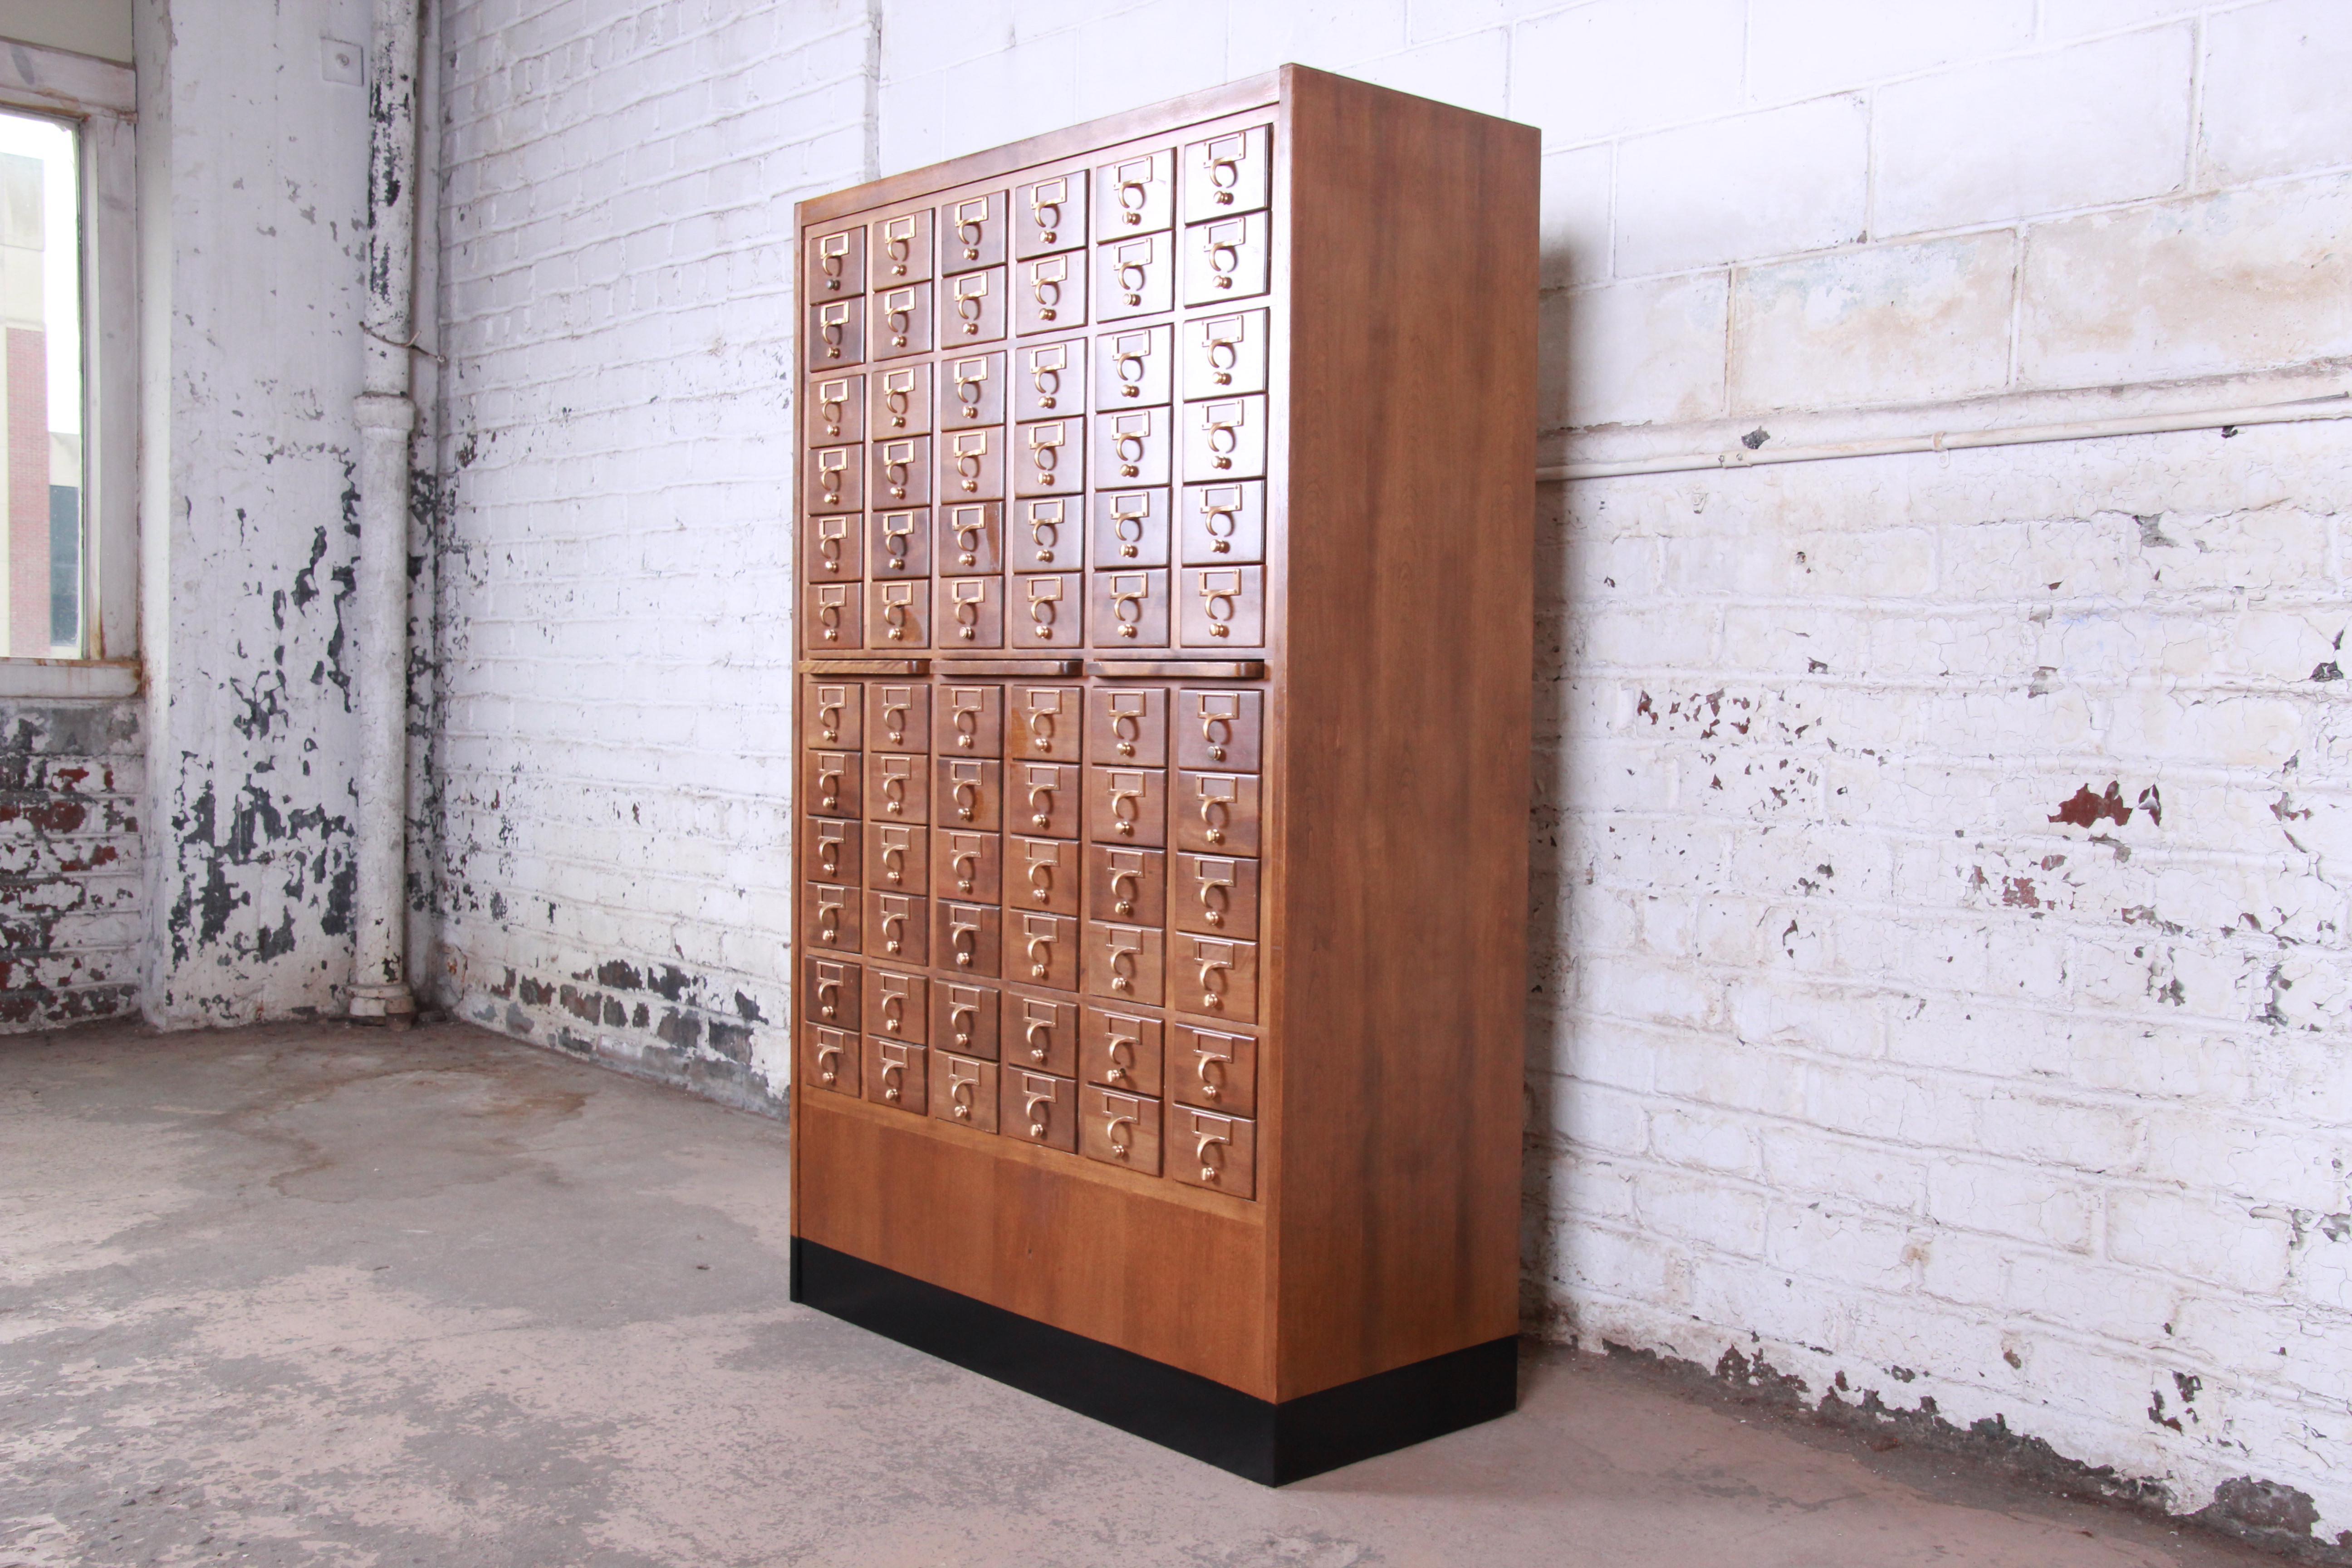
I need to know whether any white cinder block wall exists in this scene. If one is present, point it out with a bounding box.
[429,0,2352,1541]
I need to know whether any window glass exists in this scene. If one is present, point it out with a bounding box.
[0,111,80,658]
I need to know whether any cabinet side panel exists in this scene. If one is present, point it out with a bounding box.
[1272,69,1538,1400]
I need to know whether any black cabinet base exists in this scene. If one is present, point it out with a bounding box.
[789,1237,1518,1485]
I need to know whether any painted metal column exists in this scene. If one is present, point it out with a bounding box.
[349,0,422,1020]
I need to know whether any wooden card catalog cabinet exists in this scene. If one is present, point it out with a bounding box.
[791,67,1536,1485]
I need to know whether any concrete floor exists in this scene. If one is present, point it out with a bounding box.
[0,1023,2285,1568]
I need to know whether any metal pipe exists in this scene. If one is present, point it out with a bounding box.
[348,0,421,1021]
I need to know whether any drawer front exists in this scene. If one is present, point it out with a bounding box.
[1011,499,1076,573]
[1177,769,1260,854]
[943,352,1004,429]
[936,573,1006,650]
[1094,148,1175,239]
[1009,910,1080,991]
[1094,486,1170,568]
[936,899,1001,978]
[1083,1005,1164,1096]
[1014,251,1085,336]
[1009,571,1081,648]
[1003,1068,1079,1151]
[1179,481,1264,566]
[804,882,860,953]
[932,980,1000,1060]
[939,427,1005,502]
[807,225,867,299]
[802,955,861,1029]
[870,361,932,437]
[1096,231,1173,320]
[865,1037,928,1113]
[1176,689,1262,771]
[936,502,1005,576]
[940,265,1007,346]
[807,443,863,514]
[872,436,933,508]
[803,816,860,886]
[1090,766,1167,848]
[936,758,1002,831]
[803,1021,861,1096]
[1014,170,1087,258]
[1171,1023,1256,1117]
[1096,406,1172,488]
[866,682,930,754]
[1182,211,1270,306]
[1175,852,1259,940]
[1088,686,1167,766]
[867,508,931,580]
[1184,309,1269,400]
[804,513,861,584]
[865,575,929,649]
[866,752,928,826]
[805,679,862,749]
[808,371,865,445]
[866,890,928,964]
[866,822,926,895]
[1088,920,1166,1005]
[941,190,1006,273]
[1009,685,1082,762]
[871,209,933,285]
[1012,762,1081,839]
[866,967,929,1045]
[1091,568,1171,649]
[1014,338,1086,421]
[1179,565,1267,648]
[1097,324,1172,408]
[1087,845,1165,926]
[1182,126,1271,223]
[1185,395,1267,481]
[802,749,861,819]
[935,684,1004,757]
[934,828,1001,903]
[873,282,934,359]
[931,1051,1000,1132]
[1004,994,1080,1078]
[1014,417,1082,498]
[1172,932,1259,1022]
[807,299,863,369]
[1010,834,1080,914]
[1170,1107,1255,1198]
[804,580,861,651]
[1083,1086,1163,1175]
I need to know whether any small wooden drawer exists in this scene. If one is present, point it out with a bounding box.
[869,361,931,436]
[1094,148,1174,239]
[1083,1005,1163,1096]
[941,190,1006,273]
[1011,498,1078,571]
[1094,486,1171,568]
[871,436,934,508]
[1009,910,1081,992]
[1091,568,1171,649]
[1095,230,1173,319]
[936,758,1003,831]
[1014,338,1086,421]
[866,682,930,753]
[1182,312,1269,402]
[1087,845,1164,926]
[804,581,861,652]
[806,225,866,299]
[803,1022,860,1096]
[866,823,926,893]
[1171,1023,1256,1117]
[936,900,1001,978]
[1010,571,1081,648]
[1003,1068,1079,1152]
[931,1051,1000,1132]
[932,980,1000,1060]
[936,683,1004,756]
[1178,480,1264,566]
[1171,932,1258,1022]
[933,828,1001,903]
[803,749,862,820]
[809,442,863,514]
[865,576,929,649]
[865,968,928,1045]
[1088,686,1167,765]
[1089,765,1167,848]
[1182,211,1270,306]
[865,891,928,964]
[804,513,861,581]
[1011,762,1082,840]
[1096,323,1172,408]
[1004,994,1080,1078]
[801,955,861,1029]
[1176,769,1260,855]
[1169,1107,1255,1199]
[1014,250,1084,336]
[803,883,860,954]
[802,816,860,886]
[1014,170,1086,258]
[803,679,863,750]
[1174,852,1258,940]
[866,752,928,825]
[935,574,1005,650]
[870,208,933,285]
[1179,565,1265,648]
[806,299,862,370]
[1095,405,1172,488]
[873,281,934,358]
[943,351,1004,428]
[1088,920,1165,1005]
[865,1037,927,1113]
[1083,1086,1162,1175]
[1009,685,1083,762]
[939,265,1006,345]
[936,502,1004,576]
[1182,126,1270,223]
[1184,395,1266,482]
[1009,835,1080,916]
[938,426,1005,502]
[1014,417,1082,498]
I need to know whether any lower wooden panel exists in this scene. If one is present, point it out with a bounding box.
[795,1091,1271,1395]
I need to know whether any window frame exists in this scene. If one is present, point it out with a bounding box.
[0,40,136,698]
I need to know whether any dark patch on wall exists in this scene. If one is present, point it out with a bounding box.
[0,701,144,1031]
[2049,781,2132,828]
